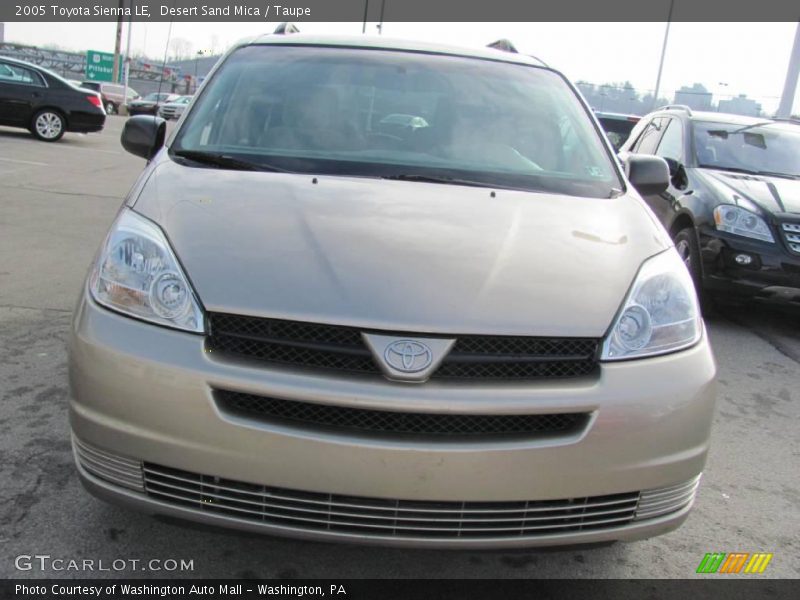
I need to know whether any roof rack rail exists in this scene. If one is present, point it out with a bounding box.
[486,39,549,67]
[273,22,300,35]
[657,104,692,115]
[487,39,518,53]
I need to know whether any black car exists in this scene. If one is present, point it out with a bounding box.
[620,106,800,309]
[0,56,106,141]
[595,111,641,151]
[127,92,179,116]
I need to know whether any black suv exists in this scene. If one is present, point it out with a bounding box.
[620,106,800,308]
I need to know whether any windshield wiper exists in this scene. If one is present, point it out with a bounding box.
[751,170,798,180]
[379,173,505,189]
[700,165,798,180]
[171,150,291,173]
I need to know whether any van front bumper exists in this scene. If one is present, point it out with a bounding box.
[68,294,717,548]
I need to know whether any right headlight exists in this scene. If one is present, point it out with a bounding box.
[713,205,774,243]
[89,208,204,333]
[602,249,701,360]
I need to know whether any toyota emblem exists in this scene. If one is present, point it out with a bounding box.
[384,340,433,373]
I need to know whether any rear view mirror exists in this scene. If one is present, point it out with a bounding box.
[121,115,166,160]
[621,153,669,196]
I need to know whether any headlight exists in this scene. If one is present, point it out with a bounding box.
[713,205,774,243]
[89,208,204,333]
[602,250,701,360]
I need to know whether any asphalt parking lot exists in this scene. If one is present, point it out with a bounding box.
[0,117,798,579]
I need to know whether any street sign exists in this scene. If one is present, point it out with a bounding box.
[85,50,122,82]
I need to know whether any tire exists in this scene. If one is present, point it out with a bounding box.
[31,109,66,142]
[674,227,714,315]
[105,101,116,115]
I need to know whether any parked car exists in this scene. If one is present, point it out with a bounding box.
[595,111,641,151]
[80,81,139,114]
[69,35,716,549]
[157,94,192,120]
[127,92,179,116]
[0,56,105,141]
[620,106,800,309]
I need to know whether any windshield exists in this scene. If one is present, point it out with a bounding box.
[172,45,621,197]
[143,93,169,102]
[693,121,800,178]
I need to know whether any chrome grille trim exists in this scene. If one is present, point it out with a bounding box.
[634,475,701,521]
[73,437,144,492]
[142,463,641,539]
[781,222,800,254]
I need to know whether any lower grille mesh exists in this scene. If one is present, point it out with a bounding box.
[215,389,589,438]
[143,463,640,539]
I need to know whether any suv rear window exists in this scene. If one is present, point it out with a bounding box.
[173,45,622,198]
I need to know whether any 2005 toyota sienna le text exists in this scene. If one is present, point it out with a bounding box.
[68,35,717,548]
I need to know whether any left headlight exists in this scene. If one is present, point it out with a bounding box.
[713,205,774,243]
[89,208,204,333]
[602,249,701,360]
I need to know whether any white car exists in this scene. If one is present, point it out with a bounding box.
[157,95,192,120]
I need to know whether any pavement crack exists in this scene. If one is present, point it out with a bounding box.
[0,304,72,314]
[2,184,120,201]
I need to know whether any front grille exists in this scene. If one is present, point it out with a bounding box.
[781,222,800,255]
[437,336,598,379]
[207,313,599,380]
[143,463,640,539]
[73,439,700,542]
[215,389,589,438]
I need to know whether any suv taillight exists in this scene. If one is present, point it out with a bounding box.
[87,95,103,109]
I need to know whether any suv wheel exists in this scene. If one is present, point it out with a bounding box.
[105,101,116,114]
[31,109,66,142]
[675,227,714,315]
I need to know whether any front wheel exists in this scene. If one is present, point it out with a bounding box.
[674,227,714,315]
[31,109,66,142]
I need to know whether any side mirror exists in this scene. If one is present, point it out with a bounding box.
[621,153,670,196]
[121,115,166,160]
[662,157,681,177]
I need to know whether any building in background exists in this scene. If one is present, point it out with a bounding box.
[167,54,222,93]
[717,94,762,117]
[673,83,712,111]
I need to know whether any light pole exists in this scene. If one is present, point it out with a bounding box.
[122,13,133,113]
[652,0,675,111]
[777,22,800,119]
[377,0,386,35]
[194,50,206,94]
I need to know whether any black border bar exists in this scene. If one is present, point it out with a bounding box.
[3,0,800,22]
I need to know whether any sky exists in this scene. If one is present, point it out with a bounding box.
[4,21,799,113]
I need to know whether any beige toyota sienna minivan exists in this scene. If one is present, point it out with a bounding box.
[68,34,717,548]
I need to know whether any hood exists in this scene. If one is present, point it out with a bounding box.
[699,169,800,215]
[131,157,669,337]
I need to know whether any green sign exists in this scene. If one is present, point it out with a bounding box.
[85,50,122,82]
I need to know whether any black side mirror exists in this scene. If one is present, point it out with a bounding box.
[662,156,689,189]
[662,157,680,177]
[121,115,166,160]
[621,153,670,196]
